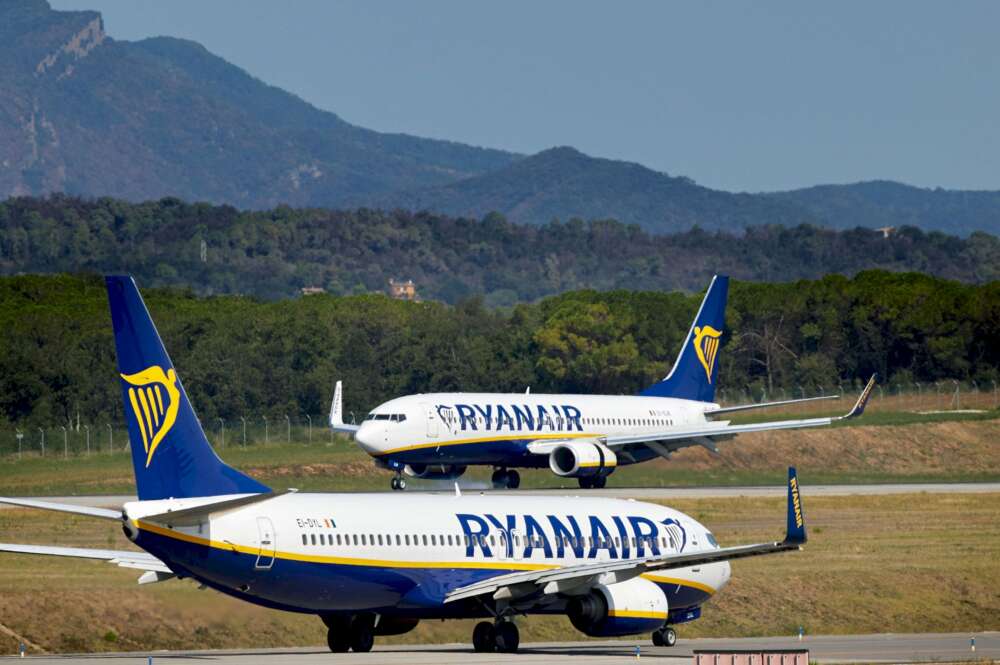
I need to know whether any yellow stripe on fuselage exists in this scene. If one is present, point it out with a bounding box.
[376,432,603,457]
[133,519,716,595]
[608,609,669,619]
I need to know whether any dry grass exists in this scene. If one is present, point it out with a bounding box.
[1,493,998,654]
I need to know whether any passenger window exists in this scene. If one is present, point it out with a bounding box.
[377,534,383,546]
[320,534,326,545]
[311,534,317,545]
[352,534,358,546]
[396,534,401,546]
[430,534,437,546]
[336,534,342,546]
[404,535,410,546]
[301,534,307,545]
[422,535,428,546]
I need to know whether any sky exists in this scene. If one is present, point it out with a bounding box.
[51,0,1000,193]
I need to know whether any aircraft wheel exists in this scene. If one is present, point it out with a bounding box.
[592,475,607,489]
[472,621,495,652]
[350,622,375,653]
[651,629,664,647]
[326,627,350,652]
[662,626,677,647]
[506,470,521,489]
[491,469,508,489]
[397,477,406,491]
[578,477,594,489]
[390,477,399,490]
[494,621,520,653]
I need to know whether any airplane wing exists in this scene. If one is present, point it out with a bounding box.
[329,380,360,434]
[707,393,839,415]
[0,543,173,582]
[446,467,807,604]
[606,374,876,459]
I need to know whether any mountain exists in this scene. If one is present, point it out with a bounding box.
[0,0,517,208]
[376,146,818,233]
[3,1,999,236]
[770,180,1000,237]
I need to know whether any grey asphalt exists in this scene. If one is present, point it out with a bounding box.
[2,633,996,663]
[3,482,998,511]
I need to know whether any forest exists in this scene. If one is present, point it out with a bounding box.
[2,196,1000,303]
[1,271,996,428]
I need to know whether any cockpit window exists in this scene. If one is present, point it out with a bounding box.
[705,532,719,548]
[365,413,407,422]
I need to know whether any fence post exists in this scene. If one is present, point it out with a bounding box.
[38,427,45,456]
[61,425,67,459]
[84,424,90,455]
[285,414,291,443]
[306,414,312,442]
[107,423,113,454]
[263,416,268,444]
[16,429,23,460]
[217,418,225,449]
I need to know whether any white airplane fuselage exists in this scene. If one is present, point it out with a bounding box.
[124,491,729,620]
[355,392,718,469]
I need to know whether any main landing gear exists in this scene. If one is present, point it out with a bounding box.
[651,625,677,647]
[472,619,520,653]
[390,473,407,491]
[577,475,607,489]
[323,615,375,653]
[491,468,521,489]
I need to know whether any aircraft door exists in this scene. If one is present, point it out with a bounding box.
[421,401,438,438]
[511,528,523,561]
[255,516,276,570]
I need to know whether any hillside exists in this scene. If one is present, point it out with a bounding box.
[771,180,1000,237]
[0,0,517,208]
[3,1,999,235]
[3,196,1000,302]
[377,147,816,233]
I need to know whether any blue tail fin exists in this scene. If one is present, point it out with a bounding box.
[639,275,728,402]
[106,276,270,501]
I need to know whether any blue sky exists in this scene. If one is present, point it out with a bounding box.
[51,0,1000,192]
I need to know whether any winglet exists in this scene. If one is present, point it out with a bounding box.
[329,380,360,433]
[843,374,877,419]
[784,467,807,545]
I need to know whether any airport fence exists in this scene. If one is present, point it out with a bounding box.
[2,380,997,459]
[715,379,1000,416]
[0,415,344,460]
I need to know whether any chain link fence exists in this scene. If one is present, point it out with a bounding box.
[0,414,344,459]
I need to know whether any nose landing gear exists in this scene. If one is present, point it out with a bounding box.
[651,625,677,647]
[490,468,521,489]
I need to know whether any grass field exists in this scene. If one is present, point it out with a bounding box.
[2,416,999,496]
[0,492,997,654]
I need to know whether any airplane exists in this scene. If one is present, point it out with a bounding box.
[0,275,812,654]
[331,275,876,490]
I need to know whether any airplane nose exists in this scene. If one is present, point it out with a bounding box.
[354,423,379,454]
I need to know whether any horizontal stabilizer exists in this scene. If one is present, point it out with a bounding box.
[0,542,170,574]
[139,489,296,527]
[0,497,121,520]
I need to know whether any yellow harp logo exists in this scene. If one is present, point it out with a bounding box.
[121,365,180,467]
[692,325,723,383]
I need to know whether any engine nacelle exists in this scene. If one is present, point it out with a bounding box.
[549,440,617,478]
[567,577,668,637]
[403,463,467,480]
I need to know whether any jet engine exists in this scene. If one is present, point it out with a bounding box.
[403,463,467,480]
[567,577,668,637]
[549,440,617,478]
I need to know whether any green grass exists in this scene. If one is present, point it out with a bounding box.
[3,412,999,497]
